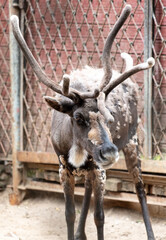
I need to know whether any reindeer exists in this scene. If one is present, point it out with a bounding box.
[11,4,155,240]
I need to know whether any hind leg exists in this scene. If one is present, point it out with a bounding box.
[123,137,155,240]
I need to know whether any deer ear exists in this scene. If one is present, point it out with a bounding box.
[44,96,75,115]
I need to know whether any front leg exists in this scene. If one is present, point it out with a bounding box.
[93,168,106,240]
[75,171,93,240]
[59,156,76,240]
[123,138,155,240]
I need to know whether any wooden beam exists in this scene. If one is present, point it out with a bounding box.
[0,154,12,161]
[26,163,59,171]
[17,151,59,164]
[107,170,166,185]
[17,151,166,174]
[111,157,166,174]
[17,179,166,207]
[18,179,85,196]
[106,192,166,207]
[17,151,166,176]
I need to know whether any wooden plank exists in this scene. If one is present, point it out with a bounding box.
[18,179,166,207]
[150,185,166,196]
[18,181,63,193]
[105,178,122,192]
[107,169,166,186]
[26,163,59,171]
[111,157,166,174]
[0,154,12,161]
[17,151,59,164]
[17,152,166,174]
[121,181,135,193]
[18,179,85,196]
[106,192,166,207]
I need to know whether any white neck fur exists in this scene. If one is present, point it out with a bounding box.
[69,144,88,168]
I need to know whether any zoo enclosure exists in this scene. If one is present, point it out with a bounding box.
[0,0,166,203]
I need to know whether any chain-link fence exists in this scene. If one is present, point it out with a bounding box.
[152,0,166,158]
[0,0,11,160]
[22,0,146,153]
[0,0,166,161]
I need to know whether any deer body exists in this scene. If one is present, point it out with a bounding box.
[11,4,155,240]
[52,67,138,159]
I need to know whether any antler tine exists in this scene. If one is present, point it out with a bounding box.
[97,92,114,124]
[62,74,100,100]
[10,15,99,102]
[62,74,70,96]
[103,57,155,96]
[100,4,132,91]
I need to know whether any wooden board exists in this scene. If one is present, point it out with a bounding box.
[18,179,85,196]
[18,179,166,207]
[17,151,59,164]
[111,157,166,174]
[17,151,166,174]
[107,170,166,185]
[106,192,166,207]
[26,163,59,171]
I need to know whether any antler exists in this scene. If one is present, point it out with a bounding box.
[100,4,132,91]
[10,15,99,102]
[100,4,155,96]
[97,92,114,123]
[103,57,155,96]
[98,4,155,122]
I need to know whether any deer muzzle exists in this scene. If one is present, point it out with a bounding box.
[95,142,119,169]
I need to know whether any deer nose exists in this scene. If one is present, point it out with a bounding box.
[101,143,118,157]
[99,143,119,167]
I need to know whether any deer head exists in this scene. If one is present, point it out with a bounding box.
[11,5,155,169]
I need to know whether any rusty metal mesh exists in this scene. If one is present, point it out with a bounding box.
[0,0,11,159]
[22,0,145,153]
[152,0,166,158]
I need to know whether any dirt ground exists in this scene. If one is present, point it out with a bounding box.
[0,189,166,240]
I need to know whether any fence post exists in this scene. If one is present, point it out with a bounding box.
[9,0,24,204]
[144,0,153,159]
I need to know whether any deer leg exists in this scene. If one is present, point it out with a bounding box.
[75,171,93,240]
[93,168,106,240]
[123,139,155,240]
[59,157,75,240]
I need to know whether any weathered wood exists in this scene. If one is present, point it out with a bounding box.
[18,179,85,196]
[121,181,135,193]
[106,192,166,207]
[43,171,60,182]
[111,157,166,174]
[107,169,166,186]
[0,154,12,162]
[9,191,26,205]
[17,151,59,164]
[18,152,166,175]
[105,178,122,192]
[27,163,59,171]
[150,185,166,197]
[17,179,166,208]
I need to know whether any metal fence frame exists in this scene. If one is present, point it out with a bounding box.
[10,0,164,159]
[0,0,165,202]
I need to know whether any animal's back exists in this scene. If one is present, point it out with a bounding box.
[70,65,138,149]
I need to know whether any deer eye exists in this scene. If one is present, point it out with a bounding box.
[74,113,86,126]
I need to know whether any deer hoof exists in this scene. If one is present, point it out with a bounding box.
[74,233,87,240]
